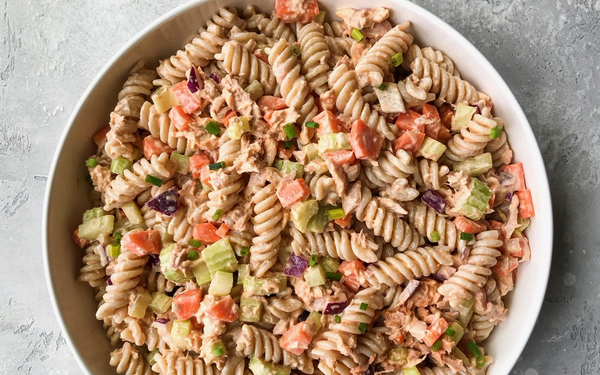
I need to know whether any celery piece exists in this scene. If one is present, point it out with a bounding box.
[152,86,180,113]
[170,153,190,174]
[171,319,191,350]
[302,143,320,161]
[243,275,288,295]
[327,208,345,220]
[237,264,250,285]
[317,133,352,154]
[308,311,323,329]
[444,321,465,344]
[78,215,115,240]
[306,205,329,233]
[209,271,234,296]
[388,347,408,364]
[107,244,120,257]
[453,347,470,365]
[418,136,447,162]
[147,349,159,366]
[291,200,319,233]
[128,288,152,318]
[245,80,264,101]
[249,356,291,375]
[122,201,144,225]
[228,116,251,140]
[402,367,421,375]
[452,104,477,131]
[321,257,340,274]
[202,238,238,275]
[160,244,193,283]
[240,296,263,323]
[456,178,492,221]
[313,10,326,24]
[110,157,132,175]
[82,207,106,222]
[275,159,304,179]
[374,83,405,113]
[164,268,193,283]
[149,292,172,314]
[454,298,475,327]
[304,264,326,287]
[453,153,493,176]
[192,261,212,286]
[113,218,146,236]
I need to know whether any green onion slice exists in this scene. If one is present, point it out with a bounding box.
[314,11,326,24]
[467,340,481,357]
[334,315,341,323]
[290,45,301,57]
[145,174,162,187]
[391,52,404,67]
[359,302,368,311]
[445,327,456,337]
[188,239,202,248]
[430,230,441,242]
[212,209,223,221]
[86,158,98,168]
[283,140,293,150]
[283,123,297,139]
[476,355,486,368]
[309,254,318,267]
[326,272,342,281]
[305,121,319,129]
[378,84,386,90]
[358,322,367,333]
[489,126,502,139]
[108,244,121,258]
[351,28,364,43]
[239,246,250,256]
[113,232,123,245]
[460,232,474,241]
[212,346,224,356]
[187,249,199,260]
[431,340,443,352]
[111,157,132,175]
[208,161,226,170]
[206,121,221,136]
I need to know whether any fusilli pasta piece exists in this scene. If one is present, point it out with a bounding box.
[109,342,155,375]
[402,44,460,77]
[444,111,501,164]
[221,357,246,375]
[258,11,296,42]
[413,159,450,190]
[362,150,416,189]
[139,101,191,155]
[78,244,106,288]
[404,201,460,250]
[152,350,218,375]
[484,127,513,168]
[305,173,339,204]
[250,183,284,276]
[166,206,194,245]
[297,22,330,94]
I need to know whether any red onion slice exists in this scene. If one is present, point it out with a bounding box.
[323,300,348,315]
[283,254,309,277]
[421,190,447,213]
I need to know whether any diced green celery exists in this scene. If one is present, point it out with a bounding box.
[453,347,470,365]
[455,178,492,221]
[304,264,326,287]
[170,153,190,174]
[209,271,234,296]
[388,347,408,364]
[454,298,475,327]
[291,200,319,233]
[245,80,264,101]
[444,322,465,344]
[418,136,447,162]
[240,296,263,322]
[163,268,193,283]
[82,207,106,222]
[374,83,405,113]
[514,217,531,237]
[452,104,477,131]
[209,339,226,358]
[128,288,152,318]
[149,292,172,314]
[147,349,159,366]
[228,116,251,140]
[202,238,238,274]
[243,275,288,295]
[152,86,180,113]
[321,257,340,274]
[113,218,146,235]
[302,143,319,161]
[453,153,493,176]
[192,261,212,286]
[308,311,322,329]
[154,224,174,243]
[160,244,193,283]
[237,264,250,285]
[306,205,329,233]
[275,159,304,179]
[317,133,352,154]
[110,157,132,175]
[122,201,144,225]
[402,367,421,375]
[314,10,326,24]
[171,319,191,350]
[249,356,291,375]
[78,215,115,240]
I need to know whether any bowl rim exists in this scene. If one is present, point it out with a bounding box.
[42,0,553,374]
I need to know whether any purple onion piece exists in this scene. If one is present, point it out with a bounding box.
[474,103,483,115]
[505,192,513,201]
[433,265,456,282]
[154,318,169,324]
[394,280,421,307]
[187,66,200,93]
[283,254,309,277]
[323,300,349,315]
[147,254,160,268]
[460,247,470,262]
[147,188,179,216]
[421,190,447,213]
[210,72,221,84]
[106,277,112,286]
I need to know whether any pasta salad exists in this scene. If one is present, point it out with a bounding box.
[73,2,535,375]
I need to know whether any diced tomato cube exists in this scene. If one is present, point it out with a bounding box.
[93,126,110,147]
[313,110,343,137]
[395,110,425,132]
[258,96,287,110]
[338,260,366,292]
[424,317,449,347]
[350,119,384,159]
[516,189,535,218]
[503,163,526,191]
[189,152,211,179]
[454,215,487,234]
[279,321,314,355]
[172,81,204,114]
[334,215,352,228]
[200,164,212,187]
[492,255,519,278]
[221,110,237,127]
[169,106,193,131]
[72,229,90,249]
[393,130,425,156]
[254,49,269,64]
[277,141,294,160]
[215,223,229,237]
[439,104,454,130]
[143,136,173,159]
[390,331,407,345]
[322,150,355,165]
[422,103,442,140]
[121,229,162,256]
[173,289,203,321]
[275,0,320,23]
[277,179,310,208]
[192,223,221,244]
[206,296,240,322]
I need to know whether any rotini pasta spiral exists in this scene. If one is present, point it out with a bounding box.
[289,226,380,263]
[104,318,123,347]
[258,11,296,42]
[78,244,106,288]
[484,128,513,168]
[305,173,339,204]
[166,206,194,245]
[139,101,191,155]
[324,36,352,66]
[297,22,330,94]
[250,184,284,277]
[438,230,503,307]
[413,158,450,190]
[354,331,389,364]
[152,350,218,375]
[469,278,504,342]
[221,357,246,375]
[355,22,414,88]
[264,288,304,321]
[402,44,460,77]
[362,150,416,189]
[267,38,318,124]
[104,153,175,211]
[444,112,501,164]
[146,268,175,294]
[318,357,360,375]
[109,342,155,375]
[365,246,453,287]
[323,21,345,38]
[404,201,460,250]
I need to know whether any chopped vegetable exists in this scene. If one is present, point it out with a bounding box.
[93,126,110,147]
[187,249,199,260]
[169,106,193,131]
[313,110,343,137]
[421,190,447,213]
[476,355,487,368]
[391,52,404,67]
[334,315,341,323]
[145,174,162,187]
[221,111,237,127]
[149,292,172,314]
[188,239,202,248]
[228,116,251,140]
[283,254,309,277]
[209,271,234,296]
[191,261,212,286]
[402,367,421,375]
[208,161,226,170]
[326,272,342,281]
[314,10,326,23]
[277,178,310,207]
[171,319,191,349]
[460,232,474,241]
[359,302,368,311]
[279,321,314,355]
[188,152,211,178]
[454,216,487,234]
[418,136,447,162]
[215,223,229,237]
[327,207,345,220]
[431,340,443,352]
[430,230,441,242]
[290,200,319,232]
[375,83,405,113]
[503,163,526,190]
[160,244,193,283]
[86,158,98,168]
[245,80,264,101]
[151,86,180,113]
[239,246,250,256]
[243,275,287,295]
[107,244,120,257]
[305,121,319,129]
[350,119,384,159]
[455,178,492,220]
[205,121,221,136]
[467,339,481,357]
[212,209,223,221]
[321,257,340,274]
[309,254,318,267]
[147,189,179,216]
[358,322,368,333]
[334,214,352,229]
[453,153,493,176]
[492,255,519,278]
[351,28,364,42]
[202,238,238,274]
[489,126,502,139]
[322,150,356,166]
[193,223,221,244]
[393,130,425,156]
[454,298,475,327]
[516,189,535,218]
[338,260,366,291]
[445,322,465,344]
[308,311,322,329]
[122,229,162,256]
[318,132,352,154]
[172,80,204,114]
[396,110,425,132]
[205,295,240,322]
[304,264,326,287]
[258,95,287,110]
[423,317,448,346]
[452,104,476,131]
[110,157,133,175]
[378,84,386,90]
[274,159,304,179]
[291,45,302,57]
[453,347,470,365]
[173,289,202,320]
[249,356,291,375]
[170,152,190,174]
[82,207,106,222]
[187,66,201,93]
[283,123,297,139]
[240,296,263,322]
[78,215,115,240]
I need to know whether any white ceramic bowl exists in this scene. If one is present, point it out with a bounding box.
[43,0,553,374]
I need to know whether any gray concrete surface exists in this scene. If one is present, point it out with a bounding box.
[0,0,597,374]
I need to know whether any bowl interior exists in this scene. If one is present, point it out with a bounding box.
[44,0,552,374]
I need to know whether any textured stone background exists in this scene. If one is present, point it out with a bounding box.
[0,0,597,374]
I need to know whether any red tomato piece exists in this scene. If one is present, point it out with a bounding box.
[72,229,90,249]
[334,215,352,229]
[393,130,425,156]
[221,110,237,127]
[424,317,449,347]
[503,163,526,191]
[492,256,519,278]
[395,110,425,132]
[169,106,193,131]
[275,0,320,23]
[192,223,221,244]
[258,96,287,110]
[516,189,535,218]
[200,164,212,187]
[121,229,162,256]
[93,126,110,147]
[143,136,173,159]
[206,296,240,322]
[322,150,355,165]
[173,289,203,321]
[313,110,343,137]
[350,119,384,159]
[215,223,229,238]
[454,215,487,234]
[172,81,204,114]
[338,260,366,292]
[277,179,311,208]
[277,141,294,160]
[422,103,444,140]
[189,153,211,179]
[279,321,314,355]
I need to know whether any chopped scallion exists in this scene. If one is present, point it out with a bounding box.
[359,302,368,311]
[187,249,199,260]
[430,230,441,242]
[391,52,404,67]
[145,174,162,187]
[351,28,364,43]
[476,355,486,368]
[378,84,386,90]
[108,244,120,257]
[283,141,293,150]
[113,232,122,245]
[467,340,481,357]
[86,158,98,168]
[358,322,367,333]
[188,239,202,248]
[283,123,297,139]
[489,126,502,139]
[240,246,250,256]
[305,121,319,129]
[445,327,456,337]
[327,208,345,220]
[212,209,223,221]
[208,161,226,170]
[309,254,318,267]
[314,11,326,24]
[111,157,132,175]
[290,45,301,57]
[460,232,474,241]
[206,121,221,136]
[326,272,342,281]
[212,346,224,356]
[431,340,443,352]
[334,315,341,323]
